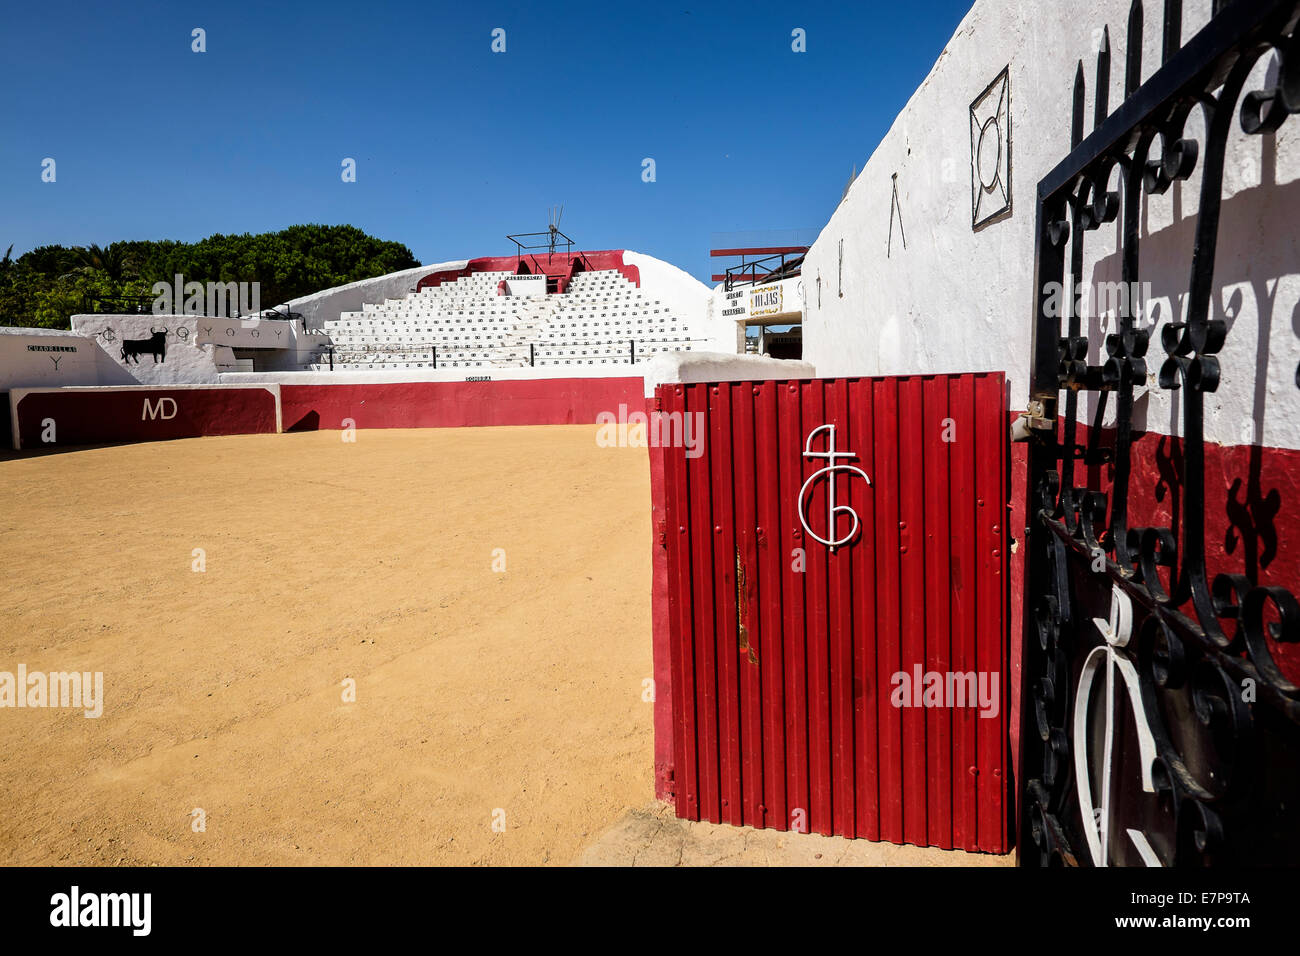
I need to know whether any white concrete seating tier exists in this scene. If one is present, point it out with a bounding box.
[316,266,697,370]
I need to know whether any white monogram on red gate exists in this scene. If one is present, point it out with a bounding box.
[797,424,872,551]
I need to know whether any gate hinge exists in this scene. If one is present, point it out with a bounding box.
[1018,398,1057,437]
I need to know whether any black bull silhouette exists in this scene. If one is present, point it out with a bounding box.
[121,329,167,364]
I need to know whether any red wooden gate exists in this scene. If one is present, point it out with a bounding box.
[656,373,1009,853]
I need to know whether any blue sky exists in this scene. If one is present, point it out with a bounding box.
[0,0,974,284]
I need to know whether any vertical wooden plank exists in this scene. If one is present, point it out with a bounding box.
[975,372,1009,852]
[663,384,699,821]
[922,375,954,849]
[709,383,743,827]
[948,374,980,850]
[686,382,721,824]
[850,377,880,841]
[648,391,676,803]
[754,380,788,830]
[873,376,904,844]
[778,381,810,833]
[898,375,929,847]
[802,379,833,834]
[827,378,857,837]
[733,383,765,828]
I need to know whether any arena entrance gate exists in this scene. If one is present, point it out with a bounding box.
[657,373,1010,853]
[1020,0,1300,866]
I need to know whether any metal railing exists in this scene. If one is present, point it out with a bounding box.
[314,338,706,369]
[505,230,585,266]
[723,252,804,292]
[83,295,156,315]
[260,305,305,328]
[83,295,303,321]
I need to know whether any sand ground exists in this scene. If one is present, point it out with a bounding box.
[0,427,654,865]
[0,426,1011,867]
[578,801,1015,866]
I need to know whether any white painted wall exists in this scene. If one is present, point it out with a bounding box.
[284,260,466,329]
[624,250,741,353]
[711,275,805,328]
[503,274,548,297]
[70,314,232,384]
[640,352,815,398]
[0,327,135,390]
[800,0,1300,450]
[61,260,473,385]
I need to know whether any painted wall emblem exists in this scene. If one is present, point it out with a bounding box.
[121,328,167,364]
[971,66,1011,228]
[888,173,907,257]
[798,424,872,551]
[1072,585,1162,866]
[25,343,77,374]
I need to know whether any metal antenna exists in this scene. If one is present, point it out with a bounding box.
[548,204,564,256]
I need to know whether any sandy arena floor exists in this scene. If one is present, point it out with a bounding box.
[0,427,654,865]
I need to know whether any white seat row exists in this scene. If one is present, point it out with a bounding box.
[317,269,698,371]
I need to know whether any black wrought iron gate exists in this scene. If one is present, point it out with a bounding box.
[1021,0,1300,866]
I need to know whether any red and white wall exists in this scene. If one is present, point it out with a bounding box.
[4,375,665,449]
[799,0,1300,802]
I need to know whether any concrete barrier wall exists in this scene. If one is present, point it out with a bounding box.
[279,377,645,431]
[9,384,281,450]
[0,327,138,391]
[6,376,657,449]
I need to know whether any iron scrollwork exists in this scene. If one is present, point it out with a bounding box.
[1022,0,1300,866]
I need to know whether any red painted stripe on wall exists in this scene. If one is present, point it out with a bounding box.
[415,250,641,291]
[1060,420,1300,689]
[709,247,809,258]
[11,386,279,450]
[279,377,643,431]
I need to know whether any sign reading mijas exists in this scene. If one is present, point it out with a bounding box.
[749,283,783,316]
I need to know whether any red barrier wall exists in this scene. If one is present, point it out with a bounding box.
[414,250,641,292]
[10,385,280,450]
[280,377,644,431]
